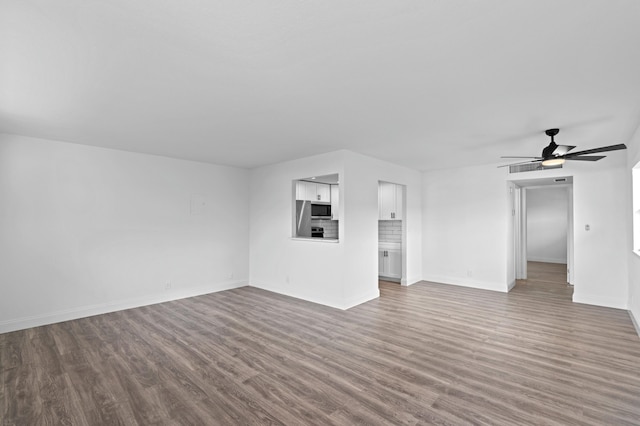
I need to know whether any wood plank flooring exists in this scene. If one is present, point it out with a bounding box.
[526,261,568,285]
[2,272,640,425]
[515,261,573,302]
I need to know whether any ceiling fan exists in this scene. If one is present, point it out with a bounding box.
[499,128,627,168]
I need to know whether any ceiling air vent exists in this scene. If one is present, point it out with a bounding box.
[554,178,567,182]
[508,163,563,174]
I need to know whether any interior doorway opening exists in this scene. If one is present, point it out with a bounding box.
[377,181,407,287]
[508,176,574,296]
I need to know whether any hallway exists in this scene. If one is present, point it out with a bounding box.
[513,261,572,301]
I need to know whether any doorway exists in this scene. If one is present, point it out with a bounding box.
[509,176,574,296]
[377,181,406,286]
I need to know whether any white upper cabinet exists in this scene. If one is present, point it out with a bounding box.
[296,181,312,201]
[303,181,317,201]
[316,183,330,202]
[395,185,403,219]
[378,182,403,220]
[295,181,306,200]
[378,182,395,219]
[330,185,339,220]
[296,181,331,202]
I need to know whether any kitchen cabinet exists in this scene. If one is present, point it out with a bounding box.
[316,184,330,202]
[296,181,311,201]
[296,181,311,200]
[388,249,402,278]
[378,182,403,220]
[296,181,331,202]
[379,248,401,280]
[330,185,339,220]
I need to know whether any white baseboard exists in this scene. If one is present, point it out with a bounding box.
[342,288,380,310]
[401,276,421,287]
[249,282,379,310]
[0,280,248,334]
[507,279,517,291]
[572,291,628,310]
[422,274,507,293]
[527,257,567,264]
[249,282,344,310]
[628,310,640,338]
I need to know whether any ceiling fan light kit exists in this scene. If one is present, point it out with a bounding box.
[541,158,565,167]
[499,128,627,170]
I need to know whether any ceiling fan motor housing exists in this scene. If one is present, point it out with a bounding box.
[543,129,560,158]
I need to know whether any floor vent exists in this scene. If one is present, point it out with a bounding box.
[509,163,563,174]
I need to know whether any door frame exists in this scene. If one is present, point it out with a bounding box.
[515,185,528,280]
[509,177,574,290]
[567,185,574,285]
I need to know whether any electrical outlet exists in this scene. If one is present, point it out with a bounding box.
[165,281,172,290]
[227,272,234,279]
[285,275,290,284]
[467,270,473,277]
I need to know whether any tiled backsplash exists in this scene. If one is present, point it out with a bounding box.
[379,220,402,243]
[311,219,339,239]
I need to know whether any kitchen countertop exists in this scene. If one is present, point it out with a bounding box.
[379,241,401,250]
[292,237,339,243]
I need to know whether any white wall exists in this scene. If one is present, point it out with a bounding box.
[422,165,509,292]
[526,186,568,264]
[627,121,640,333]
[342,151,423,291]
[249,150,349,308]
[249,150,422,310]
[422,155,629,308]
[571,165,629,309]
[0,134,250,333]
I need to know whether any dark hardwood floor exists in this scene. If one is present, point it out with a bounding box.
[2,272,640,425]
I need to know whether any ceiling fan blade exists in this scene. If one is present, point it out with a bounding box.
[552,145,576,156]
[497,159,542,168]
[564,155,606,161]
[500,156,543,159]
[565,144,627,157]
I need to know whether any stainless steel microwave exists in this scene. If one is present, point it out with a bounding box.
[311,203,331,218]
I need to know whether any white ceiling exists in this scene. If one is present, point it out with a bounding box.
[2,0,640,170]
